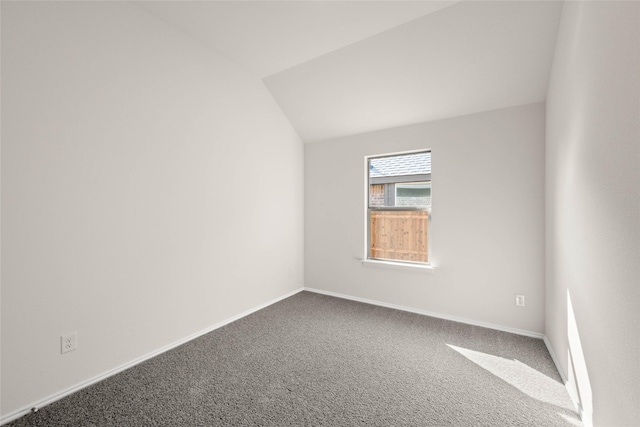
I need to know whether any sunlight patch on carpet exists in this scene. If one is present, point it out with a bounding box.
[558,411,583,426]
[446,344,578,415]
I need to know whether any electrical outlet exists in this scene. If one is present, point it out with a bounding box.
[61,332,77,354]
[515,294,525,307]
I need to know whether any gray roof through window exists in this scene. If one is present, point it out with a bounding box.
[369,152,431,178]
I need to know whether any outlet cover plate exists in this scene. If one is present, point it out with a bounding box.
[515,294,525,307]
[61,332,77,354]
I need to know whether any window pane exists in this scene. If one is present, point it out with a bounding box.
[370,210,428,263]
[367,151,431,264]
[369,152,431,208]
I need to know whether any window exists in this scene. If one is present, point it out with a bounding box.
[366,150,431,264]
[395,182,431,207]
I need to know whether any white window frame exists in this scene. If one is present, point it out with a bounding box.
[364,149,432,267]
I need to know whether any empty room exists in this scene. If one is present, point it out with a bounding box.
[1,1,638,426]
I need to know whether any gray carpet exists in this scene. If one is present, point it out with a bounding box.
[8,291,582,426]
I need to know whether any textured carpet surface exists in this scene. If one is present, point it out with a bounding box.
[8,291,582,426]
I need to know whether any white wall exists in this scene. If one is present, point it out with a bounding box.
[1,1,303,418]
[545,2,639,426]
[305,103,545,334]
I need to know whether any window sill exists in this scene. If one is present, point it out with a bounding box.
[361,259,434,272]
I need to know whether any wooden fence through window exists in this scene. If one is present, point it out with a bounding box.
[370,210,428,263]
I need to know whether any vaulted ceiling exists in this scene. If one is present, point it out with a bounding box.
[139,1,563,143]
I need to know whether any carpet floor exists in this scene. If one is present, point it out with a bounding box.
[8,291,582,426]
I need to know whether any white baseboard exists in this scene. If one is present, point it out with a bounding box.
[303,287,544,339]
[0,287,305,426]
[543,335,567,383]
[543,335,591,427]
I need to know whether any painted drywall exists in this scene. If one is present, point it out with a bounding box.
[545,1,640,426]
[137,1,457,78]
[265,1,562,143]
[305,103,545,334]
[1,1,303,417]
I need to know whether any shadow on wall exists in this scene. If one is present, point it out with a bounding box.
[567,289,593,426]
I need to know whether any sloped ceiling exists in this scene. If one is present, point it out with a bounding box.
[138,1,563,143]
[138,1,458,78]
